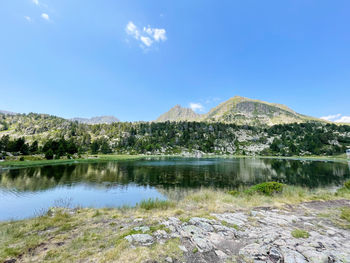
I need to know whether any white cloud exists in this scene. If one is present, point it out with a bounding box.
[320,113,350,123]
[41,13,49,21]
[24,16,32,22]
[144,26,167,42]
[189,103,205,112]
[32,0,39,5]
[140,36,153,47]
[335,116,350,123]
[125,21,167,49]
[126,21,140,39]
[320,114,341,121]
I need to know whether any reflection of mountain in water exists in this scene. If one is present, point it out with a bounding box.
[0,158,349,193]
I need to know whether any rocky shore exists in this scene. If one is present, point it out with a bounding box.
[124,200,350,263]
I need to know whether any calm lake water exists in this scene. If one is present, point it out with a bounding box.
[0,157,349,221]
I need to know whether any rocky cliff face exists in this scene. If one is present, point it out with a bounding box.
[156,105,201,122]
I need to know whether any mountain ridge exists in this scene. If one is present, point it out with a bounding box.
[155,96,325,125]
[71,116,119,124]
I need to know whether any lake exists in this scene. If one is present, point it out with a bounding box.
[0,157,349,221]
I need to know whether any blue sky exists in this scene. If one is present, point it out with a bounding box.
[1,0,349,122]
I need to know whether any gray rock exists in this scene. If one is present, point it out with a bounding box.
[125,234,154,246]
[181,225,204,237]
[268,247,283,262]
[212,212,247,227]
[133,226,150,233]
[192,236,213,252]
[281,248,308,263]
[165,256,173,263]
[215,250,228,259]
[189,217,214,232]
[178,245,188,252]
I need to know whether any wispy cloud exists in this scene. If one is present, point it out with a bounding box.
[32,0,39,5]
[24,16,32,22]
[41,13,50,21]
[321,114,350,123]
[189,103,205,112]
[125,21,167,49]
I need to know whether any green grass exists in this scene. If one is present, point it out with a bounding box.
[245,182,284,196]
[138,198,175,210]
[291,229,310,238]
[340,207,350,223]
[345,180,350,190]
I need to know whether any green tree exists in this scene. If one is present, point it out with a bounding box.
[45,149,54,160]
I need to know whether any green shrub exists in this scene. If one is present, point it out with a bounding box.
[344,180,350,190]
[138,198,175,210]
[291,229,309,238]
[245,182,284,196]
[227,190,239,196]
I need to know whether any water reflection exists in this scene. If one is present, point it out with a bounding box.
[0,158,349,220]
[1,158,349,193]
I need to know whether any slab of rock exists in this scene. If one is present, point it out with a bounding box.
[125,234,154,246]
[212,212,247,227]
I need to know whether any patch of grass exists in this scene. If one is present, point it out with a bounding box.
[221,220,240,230]
[291,229,309,238]
[149,225,171,234]
[344,180,350,190]
[138,198,175,211]
[245,182,284,196]
[227,190,239,196]
[92,210,101,217]
[340,207,350,223]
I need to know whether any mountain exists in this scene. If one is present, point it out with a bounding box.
[0,110,17,115]
[156,105,200,122]
[71,116,119,124]
[156,96,323,125]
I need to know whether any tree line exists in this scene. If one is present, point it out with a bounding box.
[0,115,350,159]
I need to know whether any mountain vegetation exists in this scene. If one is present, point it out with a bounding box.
[156,96,324,126]
[1,111,349,160]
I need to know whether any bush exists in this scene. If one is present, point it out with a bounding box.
[19,157,24,161]
[45,149,54,160]
[245,182,284,196]
[138,198,175,210]
[345,180,350,190]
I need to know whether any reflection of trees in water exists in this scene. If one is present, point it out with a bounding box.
[0,158,349,192]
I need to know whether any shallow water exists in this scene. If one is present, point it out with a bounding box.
[0,157,349,221]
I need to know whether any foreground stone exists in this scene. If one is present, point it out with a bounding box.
[129,200,350,262]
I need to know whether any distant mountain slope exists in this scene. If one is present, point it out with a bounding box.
[0,110,17,115]
[71,116,119,124]
[156,96,324,125]
[156,105,200,122]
